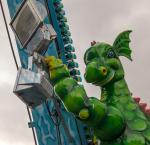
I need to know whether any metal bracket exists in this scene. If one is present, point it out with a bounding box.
[28,121,37,128]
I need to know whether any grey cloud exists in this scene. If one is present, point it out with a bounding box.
[0,1,33,144]
[1,0,150,144]
[0,83,34,145]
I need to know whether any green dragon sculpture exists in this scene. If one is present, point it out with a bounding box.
[45,30,150,145]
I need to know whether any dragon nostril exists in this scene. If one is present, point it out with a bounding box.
[103,68,106,73]
[100,67,107,76]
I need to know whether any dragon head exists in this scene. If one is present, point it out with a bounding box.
[84,30,132,87]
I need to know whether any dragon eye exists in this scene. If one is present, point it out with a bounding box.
[107,50,115,58]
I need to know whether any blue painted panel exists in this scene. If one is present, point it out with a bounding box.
[7,0,24,17]
[6,0,88,145]
[60,109,81,145]
[45,42,58,58]
[32,102,58,145]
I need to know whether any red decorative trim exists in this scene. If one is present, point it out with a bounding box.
[134,96,150,116]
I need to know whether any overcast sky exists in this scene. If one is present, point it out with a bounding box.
[0,0,150,145]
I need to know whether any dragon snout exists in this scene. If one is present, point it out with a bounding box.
[84,61,115,86]
[84,61,109,84]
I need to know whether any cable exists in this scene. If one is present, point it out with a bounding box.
[46,99,74,143]
[27,107,38,145]
[0,1,37,145]
[0,0,18,70]
[45,101,60,126]
[53,98,74,143]
[45,101,62,145]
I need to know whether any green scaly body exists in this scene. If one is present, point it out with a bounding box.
[45,30,150,145]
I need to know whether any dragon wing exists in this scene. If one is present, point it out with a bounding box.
[113,30,132,60]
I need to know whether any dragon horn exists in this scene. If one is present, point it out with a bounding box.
[91,41,97,46]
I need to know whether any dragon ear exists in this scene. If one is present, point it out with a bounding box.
[113,30,132,60]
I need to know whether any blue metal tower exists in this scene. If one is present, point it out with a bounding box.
[5,0,92,145]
